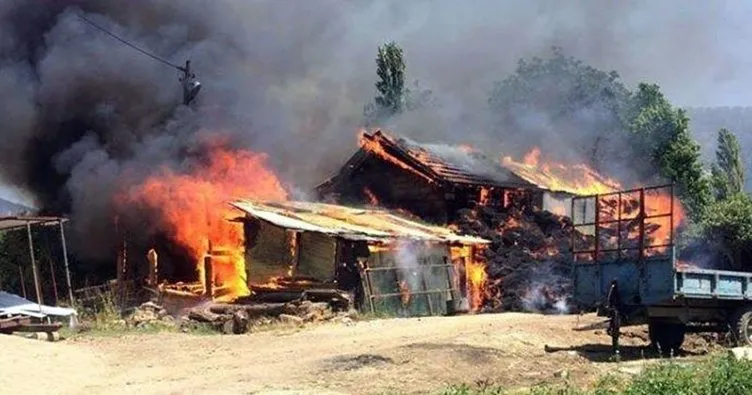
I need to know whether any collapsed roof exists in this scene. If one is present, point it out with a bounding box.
[318,130,537,191]
[319,130,619,196]
[230,199,489,245]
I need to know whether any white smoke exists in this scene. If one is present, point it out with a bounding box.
[521,284,569,315]
[519,261,571,315]
[394,239,422,295]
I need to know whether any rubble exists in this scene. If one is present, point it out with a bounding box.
[125,301,175,329]
[185,299,358,334]
[454,205,575,313]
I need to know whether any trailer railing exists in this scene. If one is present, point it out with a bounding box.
[570,184,677,264]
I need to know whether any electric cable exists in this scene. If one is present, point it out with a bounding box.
[77,13,183,71]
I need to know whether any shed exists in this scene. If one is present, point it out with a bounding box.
[230,200,490,317]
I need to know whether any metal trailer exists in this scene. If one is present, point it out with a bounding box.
[571,184,752,359]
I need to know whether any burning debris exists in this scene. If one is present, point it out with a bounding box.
[501,147,621,196]
[186,299,355,335]
[455,205,573,312]
[570,185,686,263]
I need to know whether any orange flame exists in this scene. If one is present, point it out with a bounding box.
[451,245,487,312]
[478,187,490,206]
[591,187,685,258]
[398,280,411,306]
[120,146,287,302]
[502,147,621,195]
[645,189,685,252]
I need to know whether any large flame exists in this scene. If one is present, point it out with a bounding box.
[502,147,622,195]
[597,187,685,256]
[451,245,487,312]
[121,145,287,301]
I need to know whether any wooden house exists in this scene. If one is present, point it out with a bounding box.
[316,130,578,223]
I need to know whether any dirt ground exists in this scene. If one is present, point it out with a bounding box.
[0,313,717,395]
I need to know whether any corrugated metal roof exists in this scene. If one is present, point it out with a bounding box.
[230,200,490,245]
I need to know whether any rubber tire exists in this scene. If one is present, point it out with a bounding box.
[731,307,752,347]
[648,321,686,357]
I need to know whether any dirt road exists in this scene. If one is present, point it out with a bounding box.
[0,313,711,395]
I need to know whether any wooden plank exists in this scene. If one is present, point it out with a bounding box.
[0,316,32,329]
[297,232,336,280]
[11,322,63,333]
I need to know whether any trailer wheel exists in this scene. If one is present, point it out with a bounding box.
[648,321,685,356]
[731,306,752,346]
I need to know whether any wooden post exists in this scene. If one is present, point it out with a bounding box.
[18,265,27,299]
[147,248,158,286]
[357,258,375,314]
[420,269,434,315]
[204,255,213,298]
[289,231,301,276]
[26,221,43,310]
[116,240,126,285]
[59,221,75,307]
[49,259,59,305]
[638,189,645,261]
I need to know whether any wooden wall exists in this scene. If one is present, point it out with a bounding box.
[245,220,292,283]
[328,156,450,223]
[296,232,337,280]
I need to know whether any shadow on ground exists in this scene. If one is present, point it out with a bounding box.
[544,343,708,362]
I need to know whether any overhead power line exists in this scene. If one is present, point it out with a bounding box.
[77,13,183,71]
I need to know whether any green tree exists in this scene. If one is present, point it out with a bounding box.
[364,41,406,125]
[701,193,752,269]
[711,128,745,200]
[488,49,712,220]
[626,84,712,219]
[363,42,435,127]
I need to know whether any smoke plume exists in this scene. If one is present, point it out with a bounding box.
[0,1,747,267]
[519,262,571,315]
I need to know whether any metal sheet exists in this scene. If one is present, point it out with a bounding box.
[0,291,77,318]
[230,200,490,245]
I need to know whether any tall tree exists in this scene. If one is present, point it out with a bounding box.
[701,193,752,270]
[711,128,745,200]
[364,42,407,125]
[488,49,712,220]
[627,84,712,219]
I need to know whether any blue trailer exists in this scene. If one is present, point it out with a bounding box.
[571,184,752,358]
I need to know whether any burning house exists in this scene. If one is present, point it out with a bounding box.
[134,197,490,317]
[315,131,604,224]
[230,200,490,316]
[313,130,634,313]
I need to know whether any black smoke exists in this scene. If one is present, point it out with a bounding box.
[0,0,747,269]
